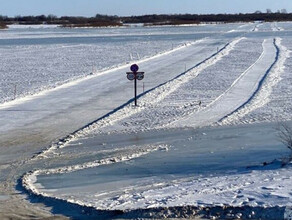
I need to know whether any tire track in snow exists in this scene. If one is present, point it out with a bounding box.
[219,38,290,125]
[174,38,279,128]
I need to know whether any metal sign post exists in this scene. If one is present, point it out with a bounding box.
[126,64,144,106]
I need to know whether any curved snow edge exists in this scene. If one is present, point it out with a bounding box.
[21,144,168,208]
[18,179,288,220]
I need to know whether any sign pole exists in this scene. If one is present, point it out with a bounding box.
[134,76,137,106]
[126,64,144,107]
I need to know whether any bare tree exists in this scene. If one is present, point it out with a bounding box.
[277,122,292,164]
[48,14,57,21]
[254,10,262,14]
[281,9,287,14]
[266,9,272,14]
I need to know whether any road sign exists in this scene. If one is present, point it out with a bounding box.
[127,73,135,80]
[126,64,144,106]
[130,64,139,72]
[136,72,144,80]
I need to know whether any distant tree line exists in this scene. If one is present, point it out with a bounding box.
[0,14,122,28]
[0,11,292,28]
[122,12,292,24]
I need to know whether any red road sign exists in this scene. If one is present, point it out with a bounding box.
[130,64,139,72]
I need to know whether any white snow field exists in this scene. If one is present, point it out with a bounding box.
[0,23,241,104]
[1,22,292,219]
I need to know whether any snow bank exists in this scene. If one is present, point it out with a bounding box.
[7,24,60,29]
[23,144,169,197]
[97,162,292,210]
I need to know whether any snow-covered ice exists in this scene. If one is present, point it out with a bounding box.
[1,22,292,219]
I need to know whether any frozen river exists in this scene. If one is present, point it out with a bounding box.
[1,22,292,219]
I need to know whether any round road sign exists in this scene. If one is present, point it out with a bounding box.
[130,64,139,72]
[136,73,144,80]
[127,73,135,80]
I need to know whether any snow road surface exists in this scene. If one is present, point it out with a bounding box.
[175,38,278,128]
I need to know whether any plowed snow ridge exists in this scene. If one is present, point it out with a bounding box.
[23,144,169,198]
[175,38,279,128]
[220,37,290,125]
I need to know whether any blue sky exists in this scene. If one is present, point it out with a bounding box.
[0,0,292,17]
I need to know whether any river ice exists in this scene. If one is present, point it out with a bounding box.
[1,22,292,219]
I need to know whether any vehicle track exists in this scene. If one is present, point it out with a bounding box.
[175,38,279,128]
[220,37,290,125]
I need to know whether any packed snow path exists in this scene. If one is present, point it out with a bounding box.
[221,38,291,125]
[176,38,278,128]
